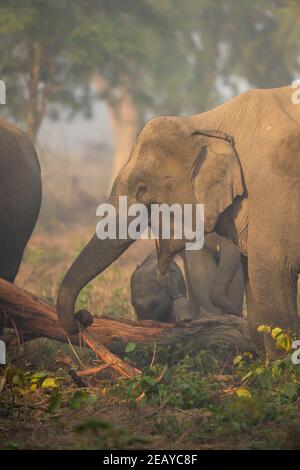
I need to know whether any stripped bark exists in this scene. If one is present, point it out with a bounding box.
[0,278,253,374]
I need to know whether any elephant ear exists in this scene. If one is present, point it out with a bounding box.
[191,129,244,232]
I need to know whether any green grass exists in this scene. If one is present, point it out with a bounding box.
[111,342,300,449]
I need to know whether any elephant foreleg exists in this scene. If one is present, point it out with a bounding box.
[247,247,299,359]
[244,281,265,349]
[209,237,244,315]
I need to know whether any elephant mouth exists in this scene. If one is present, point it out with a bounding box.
[158,254,173,275]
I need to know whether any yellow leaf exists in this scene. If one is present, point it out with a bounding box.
[271,327,283,339]
[233,355,242,365]
[236,388,252,399]
[29,383,37,392]
[275,333,291,352]
[257,325,271,333]
[42,378,58,389]
[244,352,254,360]
[255,366,265,375]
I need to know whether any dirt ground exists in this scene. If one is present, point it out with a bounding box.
[0,393,228,450]
[1,361,297,450]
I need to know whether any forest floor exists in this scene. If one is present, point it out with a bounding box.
[1,225,300,450]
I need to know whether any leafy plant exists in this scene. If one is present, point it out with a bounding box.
[74,419,146,449]
[68,390,97,410]
[257,325,293,352]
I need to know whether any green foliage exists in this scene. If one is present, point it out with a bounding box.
[0,0,172,138]
[68,390,97,410]
[125,342,136,354]
[46,389,97,414]
[74,418,146,449]
[3,365,64,396]
[48,391,62,413]
[2,335,300,448]
[5,442,20,450]
[111,339,300,448]
[114,345,228,408]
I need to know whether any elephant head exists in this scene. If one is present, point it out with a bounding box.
[131,250,193,322]
[57,116,244,335]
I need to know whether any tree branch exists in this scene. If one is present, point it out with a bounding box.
[0,278,253,376]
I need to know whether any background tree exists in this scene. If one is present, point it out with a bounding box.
[0,0,299,179]
[0,0,168,144]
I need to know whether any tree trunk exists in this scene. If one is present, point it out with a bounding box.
[0,279,253,366]
[26,42,54,142]
[107,89,141,186]
[92,73,141,190]
[26,42,42,142]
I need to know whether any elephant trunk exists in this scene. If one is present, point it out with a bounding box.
[56,231,133,335]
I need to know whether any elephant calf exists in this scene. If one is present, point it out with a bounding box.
[131,233,245,322]
[131,250,194,323]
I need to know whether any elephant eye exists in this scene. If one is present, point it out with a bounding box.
[136,185,148,200]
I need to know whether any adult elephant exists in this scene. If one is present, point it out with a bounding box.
[57,86,300,357]
[0,118,42,282]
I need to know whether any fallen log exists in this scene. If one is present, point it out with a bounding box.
[0,278,254,374]
[0,279,140,378]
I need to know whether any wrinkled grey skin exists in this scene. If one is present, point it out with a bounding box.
[131,232,244,323]
[183,232,245,317]
[131,250,193,323]
[0,118,41,282]
[57,86,300,358]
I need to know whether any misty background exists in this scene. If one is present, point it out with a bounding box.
[0,0,300,229]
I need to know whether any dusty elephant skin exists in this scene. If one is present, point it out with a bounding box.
[0,118,41,283]
[182,232,245,317]
[131,232,245,322]
[130,250,193,323]
[57,85,300,358]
